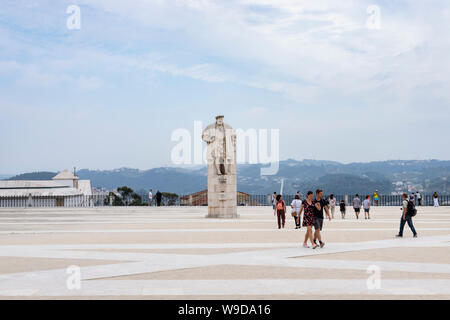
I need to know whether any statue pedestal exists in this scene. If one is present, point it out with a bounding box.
[202,116,238,219]
[205,165,238,219]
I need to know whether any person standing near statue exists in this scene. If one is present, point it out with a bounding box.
[148,189,153,206]
[155,190,162,207]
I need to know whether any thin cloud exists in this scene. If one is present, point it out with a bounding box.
[0,0,449,171]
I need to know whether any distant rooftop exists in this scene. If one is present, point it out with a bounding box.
[0,170,91,197]
[0,180,69,189]
[0,187,83,197]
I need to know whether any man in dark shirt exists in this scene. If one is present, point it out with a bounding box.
[313,189,331,248]
[155,190,163,207]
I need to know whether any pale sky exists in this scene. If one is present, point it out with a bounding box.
[1,0,450,174]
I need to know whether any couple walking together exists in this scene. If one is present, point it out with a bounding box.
[275,189,331,250]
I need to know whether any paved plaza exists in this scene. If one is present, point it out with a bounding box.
[0,206,449,299]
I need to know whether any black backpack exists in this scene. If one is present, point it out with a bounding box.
[406,200,417,217]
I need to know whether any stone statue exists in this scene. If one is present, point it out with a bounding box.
[202,115,237,175]
[202,115,238,218]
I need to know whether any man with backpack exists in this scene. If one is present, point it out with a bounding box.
[396,193,418,238]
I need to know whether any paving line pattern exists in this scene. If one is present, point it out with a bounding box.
[0,207,449,298]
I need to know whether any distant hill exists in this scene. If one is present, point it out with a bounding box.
[5,160,450,195]
[76,167,207,195]
[6,172,57,181]
[296,174,392,196]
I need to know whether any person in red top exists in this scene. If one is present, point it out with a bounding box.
[275,194,286,229]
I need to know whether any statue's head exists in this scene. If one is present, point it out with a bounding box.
[215,115,224,126]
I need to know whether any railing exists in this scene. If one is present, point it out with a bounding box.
[0,194,109,208]
[177,193,450,207]
[0,194,448,208]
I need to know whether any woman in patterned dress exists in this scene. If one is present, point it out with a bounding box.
[297,191,318,249]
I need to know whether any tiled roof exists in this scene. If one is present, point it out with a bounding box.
[0,188,83,197]
[52,170,78,180]
[0,180,69,189]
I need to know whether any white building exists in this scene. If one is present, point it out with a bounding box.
[0,170,93,208]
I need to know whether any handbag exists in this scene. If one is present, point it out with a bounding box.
[291,206,297,217]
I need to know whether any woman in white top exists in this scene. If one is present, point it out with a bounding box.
[272,192,277,215]
[291,194,302,229]
[433,192,439,207]
[329,194,336,219]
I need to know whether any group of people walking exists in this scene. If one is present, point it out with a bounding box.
[273,190,331,249]
[271,189,432,249]
[350,194,372,219]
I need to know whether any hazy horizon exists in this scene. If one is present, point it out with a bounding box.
[3,157,450,177]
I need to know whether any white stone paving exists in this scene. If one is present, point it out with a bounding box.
[2,227,450,235]
[0,207,449,298]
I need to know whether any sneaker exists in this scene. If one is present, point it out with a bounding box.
[413,234,418,238]
[303,243,309,248]
[395,234,403,238]
[320,241,325,248]
[312,245,319,249]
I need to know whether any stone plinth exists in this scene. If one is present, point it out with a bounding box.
[206,165,238,219]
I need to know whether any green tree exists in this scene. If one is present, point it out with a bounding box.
[162,192,179,206]
[116,186,145,206]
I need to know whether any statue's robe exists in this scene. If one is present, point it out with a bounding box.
[202,123,236,167]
